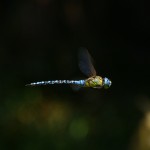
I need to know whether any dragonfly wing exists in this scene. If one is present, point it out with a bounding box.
[70,84,81,91]
[78,47,96,77]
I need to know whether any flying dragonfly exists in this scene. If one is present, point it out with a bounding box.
[26,48,112,89]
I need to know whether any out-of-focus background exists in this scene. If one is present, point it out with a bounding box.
[0,0,150,150]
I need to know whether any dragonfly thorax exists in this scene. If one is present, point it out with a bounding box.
[84,76,103,88]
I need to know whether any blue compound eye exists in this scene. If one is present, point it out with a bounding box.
[103,77,112,89]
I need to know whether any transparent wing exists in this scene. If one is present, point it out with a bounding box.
[78,47,96,77]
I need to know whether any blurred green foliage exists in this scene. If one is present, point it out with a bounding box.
[0,0,150,150]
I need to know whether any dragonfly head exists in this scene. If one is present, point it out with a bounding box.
[103,77,112,89]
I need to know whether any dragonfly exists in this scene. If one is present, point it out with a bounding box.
[26,48,112,89]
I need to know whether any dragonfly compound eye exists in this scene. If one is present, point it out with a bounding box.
[103,77,112,89]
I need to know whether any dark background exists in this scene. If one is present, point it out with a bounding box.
[0,0,150,150]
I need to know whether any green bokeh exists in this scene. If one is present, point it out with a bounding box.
[0,0,150,150]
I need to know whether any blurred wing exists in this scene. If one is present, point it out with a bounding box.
[78,47,96,77]
[70,85,81,91]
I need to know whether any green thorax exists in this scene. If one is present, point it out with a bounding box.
[84,76,103,88]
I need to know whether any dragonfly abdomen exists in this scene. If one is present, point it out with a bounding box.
[26,80,85,86]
